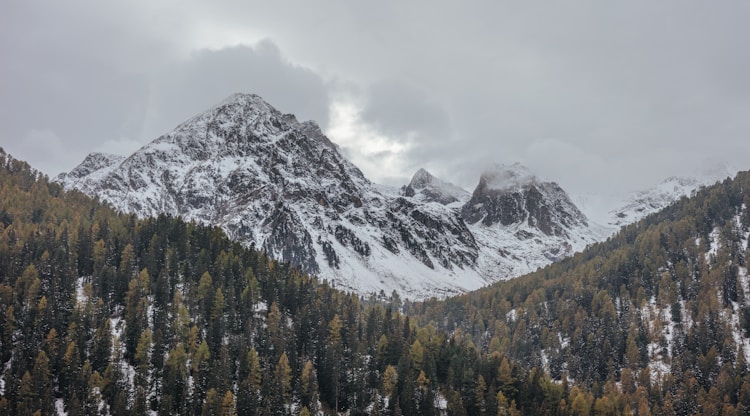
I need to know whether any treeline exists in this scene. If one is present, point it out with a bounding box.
[0,149,569,415]
[410,172,750,415]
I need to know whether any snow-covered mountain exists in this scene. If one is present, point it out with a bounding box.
[58,93,606,298]
[574,169,739,233]
[460,163,610,280]
[607,176,704,227]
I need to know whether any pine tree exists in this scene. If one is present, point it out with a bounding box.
[134,328,152,392]
[197,271,214,320]
[272,352,292,413]
[163,344,188,414]
[16,371,36,416]
[322,314,343,410]
[192,339,212,414]
[300,359,319,413]
[124,268,150,360]
[266,301,285,355]
[383,365,398,398]
[476,374,488,416]
[31,350,53,414]
[238,348,262,416]
[91,318,111,373]
[496,391,510,416]
[202,388,221,416]
[220,390,236,416]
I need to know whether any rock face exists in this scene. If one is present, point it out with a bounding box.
[461,163,588,236]
[458,163,606,281]
[58,93,605,298]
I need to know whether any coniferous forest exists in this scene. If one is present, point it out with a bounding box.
[2,145,750,415]
[410,171,750,415]
[0,150,561,415]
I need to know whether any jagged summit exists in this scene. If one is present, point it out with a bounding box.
[154,92,339,164]
[461,163,587,236]
[401,168,469,205]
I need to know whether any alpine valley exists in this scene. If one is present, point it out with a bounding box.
[2,94,750,414]
[55,93,653,299]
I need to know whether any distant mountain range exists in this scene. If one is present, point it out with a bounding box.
[56,93,735,298]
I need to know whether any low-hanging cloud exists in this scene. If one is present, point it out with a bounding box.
[144,41,330,140]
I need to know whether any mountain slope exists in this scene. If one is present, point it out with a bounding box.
[412,171,750,414]
[58,94,606,298]
[461,163,609,280]
[607,176,703,226]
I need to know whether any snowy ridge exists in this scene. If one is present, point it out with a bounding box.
[609,176,703,227]
[575,169,739,235]
[59,93,610,299]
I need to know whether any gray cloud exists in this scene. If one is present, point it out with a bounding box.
[0,5,329,176]
[1,0,749,196]
[144,42,330,140]
[362,80,450,140]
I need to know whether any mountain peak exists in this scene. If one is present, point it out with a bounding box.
[216,92,271,108]
[402,168,469,205]
[410,168,434,185]
[177,92,299,134]
[462,162,587,236]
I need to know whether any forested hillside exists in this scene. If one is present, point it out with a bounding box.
[0,149,571,415]
[7,143,750,415]
[410,171,750,415]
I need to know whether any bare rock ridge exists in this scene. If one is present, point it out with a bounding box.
[58,93,610,298]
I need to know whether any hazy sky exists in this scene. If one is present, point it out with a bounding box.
[1,1,748,195]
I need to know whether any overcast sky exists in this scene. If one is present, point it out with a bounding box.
[1,1,749,195]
